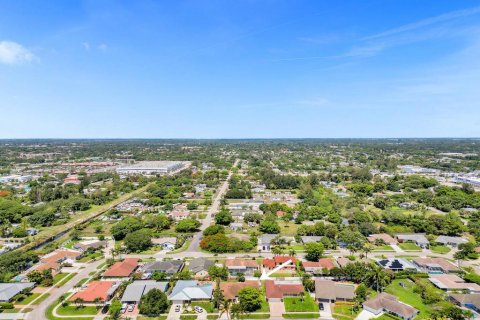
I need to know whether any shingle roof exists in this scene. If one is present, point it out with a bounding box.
[0,283,35,302]
[225,259,258,268]
[143,260,184,274]
[363,292,418,319]
[429,274,480,292]
[367,233,397,244]
[435,236,468,245]
[189,258,214,274]
[121,280,168,303]
[303,258,336,270]
[103,258,139,277]
[412,258,460,273]
[314,279,355,301]
[168,280,213,301]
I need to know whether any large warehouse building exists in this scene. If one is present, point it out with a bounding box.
[116,161,190,175]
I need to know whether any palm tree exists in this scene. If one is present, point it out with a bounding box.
[218,298,232,320]
[288,248,296,256]
[364,265,390,292]
[271,246,282,256]
[362,244,374,259]
[231,302,247,319]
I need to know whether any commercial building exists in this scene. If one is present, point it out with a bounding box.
[116,161,189,175]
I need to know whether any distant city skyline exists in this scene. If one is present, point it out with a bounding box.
[1,1,480,138]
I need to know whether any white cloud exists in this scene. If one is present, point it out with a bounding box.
[0,41,35,65]
[98,43,108,52]
[82,42,90,51]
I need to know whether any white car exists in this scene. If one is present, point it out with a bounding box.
[127,304,134,312]
[175,305,181,312]
[194,306,203,313]
[121,303,127,313]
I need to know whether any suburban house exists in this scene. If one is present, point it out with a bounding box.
[262,256,297,271]
[70,281,119,303]
[73,240,107,252]
[34,249,82,275]
[121,280,168,304]
[449,294,480,314]
[395,234,429,248]
[168,280,213,304]
[265,280,304,301]
[435,236,468,248]
[258,234,278,252]
[412,257,460,274]
[336,257,353,268]
[220,281,261,300]
[143,260,184,277]
[229,222,243,231]
[300,236,323,244]
[314,279,356,303]
[188,258,214,278]
[363,292,419,320]
[151,237,177,251]
[302,258,336,274]
[103,258,139,279]
[367,233,397,245]
[225,259,259,276]
[377,259,417,272]
[428,274,480,293]
[0,282,35,302]
[168,211,190,221]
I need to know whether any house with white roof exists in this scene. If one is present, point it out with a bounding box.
[168,280,213,304]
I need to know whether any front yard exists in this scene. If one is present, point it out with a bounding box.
[284,293,318,312]
[398,243,421,251]
[56,305,100,316]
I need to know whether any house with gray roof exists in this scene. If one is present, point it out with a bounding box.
[121,281,168,304]
[435,236,468,248]
[258,234,294,252]
[143,260,184,277]
[188,258,214,278]
[0,282,35,302]
[395,233,429,248]
[301,236,323,244]
[168,280,213,303]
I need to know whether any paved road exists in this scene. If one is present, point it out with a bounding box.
[26,259,104,320]
[185,159,239,253]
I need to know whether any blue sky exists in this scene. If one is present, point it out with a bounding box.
[1,0,480,138]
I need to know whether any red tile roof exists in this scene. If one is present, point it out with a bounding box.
[265,280,304,299]
[70,281,114,302]
[302,258,336,270]
[274,256,297,264]
[103,258,139,277]
[263,259,275,269]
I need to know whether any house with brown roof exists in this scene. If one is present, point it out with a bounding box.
[363,292,418,320]
[302,258,336,274]
[428,274,480,293]
[73,240,107,252]
[449,294,480,314]
[220,281,261,300]
[225,259,259,276]
[412,258,460,274]
[103,258,139,279]
[34,249,82,275]
[70,281,119,303]
[367,233,397,245]
[265,279,304,302]
[314,279,356,303]
[336,257,352,268]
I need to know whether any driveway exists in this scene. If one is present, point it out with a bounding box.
[319,302,333,319]
[390,244,404,253]
[167,304,182,320]
[269,301,285,318]
[355,309,381,320]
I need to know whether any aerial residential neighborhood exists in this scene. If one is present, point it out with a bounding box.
[2,1,480,320]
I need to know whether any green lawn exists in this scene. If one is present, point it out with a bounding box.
[45,301,94,320]
[430,245,451,254]
[78,252,103,262]
[385,279,437,319]
[398,243,422,251]
[333,303,359,319]
[284,293,319,312]
[138,317,168,320]
[375,314,402,320]
[56,273,77,288]
[74,278,89,288]
[239,314,270,319]
[16,293,50,305]
[191,301,217,313]
[374,245,394,252]
[53,273,69,284]
[282,313,320,319]
[180,315,197,320]
[56,305,100,316]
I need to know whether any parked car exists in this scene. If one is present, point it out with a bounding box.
[319,303,324,311]
[127,304,134,312]
[121,303,127,313]
[175,305,181,312]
